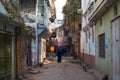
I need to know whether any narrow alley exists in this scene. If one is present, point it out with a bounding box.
[23,57,97,80]
[0,0,120,80]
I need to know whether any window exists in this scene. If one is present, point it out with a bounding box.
[98,33,105,58]
[114,4,118,16]
[78,24,82,31]
[89,30,90,39]
[92,28,94,42]
[86,31,88,43]
[100,18,102,26]
[19,0,37,8]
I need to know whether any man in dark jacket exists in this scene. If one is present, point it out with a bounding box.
[56,47,63,63]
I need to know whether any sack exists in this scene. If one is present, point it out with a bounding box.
[50,46,54,52]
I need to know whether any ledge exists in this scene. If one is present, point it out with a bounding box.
[89,0,116,22]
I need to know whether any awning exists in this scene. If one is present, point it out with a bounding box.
[37,26,48,38]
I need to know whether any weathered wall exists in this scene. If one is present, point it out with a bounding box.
[0,3,15,79]
[95,0,120,78]
[0,19,15,80]
[81,0,95,67]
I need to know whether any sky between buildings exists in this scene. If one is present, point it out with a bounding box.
[55,0,67,20]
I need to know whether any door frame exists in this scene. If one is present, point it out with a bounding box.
[112,17,120,80]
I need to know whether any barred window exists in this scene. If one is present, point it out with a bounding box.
[98,33,105,58]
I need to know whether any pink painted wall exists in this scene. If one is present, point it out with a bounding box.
[84,53,95,67]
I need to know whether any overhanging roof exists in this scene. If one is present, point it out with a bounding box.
[37,25,48,37]
[89,0,116,22]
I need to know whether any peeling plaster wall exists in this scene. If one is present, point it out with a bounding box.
[94,0,120,79]
[81,0,95,67]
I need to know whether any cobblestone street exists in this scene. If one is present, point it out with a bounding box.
[24,57,97,80]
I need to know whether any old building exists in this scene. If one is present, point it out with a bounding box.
[0,0,25,80]
[89,0,120,79]
[36,0,54,63]
[81,0,95,67]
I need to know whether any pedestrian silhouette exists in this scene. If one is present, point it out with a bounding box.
[56,47,63,63]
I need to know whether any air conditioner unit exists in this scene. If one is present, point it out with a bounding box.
[77,9,82,14]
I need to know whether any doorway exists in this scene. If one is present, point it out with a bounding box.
[112,17,120,80]
[0,33,12,80]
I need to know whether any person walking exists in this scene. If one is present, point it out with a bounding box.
[56,47,63,63]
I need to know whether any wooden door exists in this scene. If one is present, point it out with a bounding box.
[40,38,46,62]
[112,17,120,80]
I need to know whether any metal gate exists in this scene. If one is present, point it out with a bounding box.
[0,33,12,80]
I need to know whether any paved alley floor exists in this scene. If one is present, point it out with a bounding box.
[24,57,97,80]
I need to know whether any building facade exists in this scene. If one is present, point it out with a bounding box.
[18,0,37,76]
[0,0,25,80]
[89,0,120,79]
[81,0,95,67]
[36,0,55,63]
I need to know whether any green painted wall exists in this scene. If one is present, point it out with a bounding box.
[94,0,103,9]
[37,0,44,24]
[44,1,50,27]
[0,20,15,79]
[95,0,120,79]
